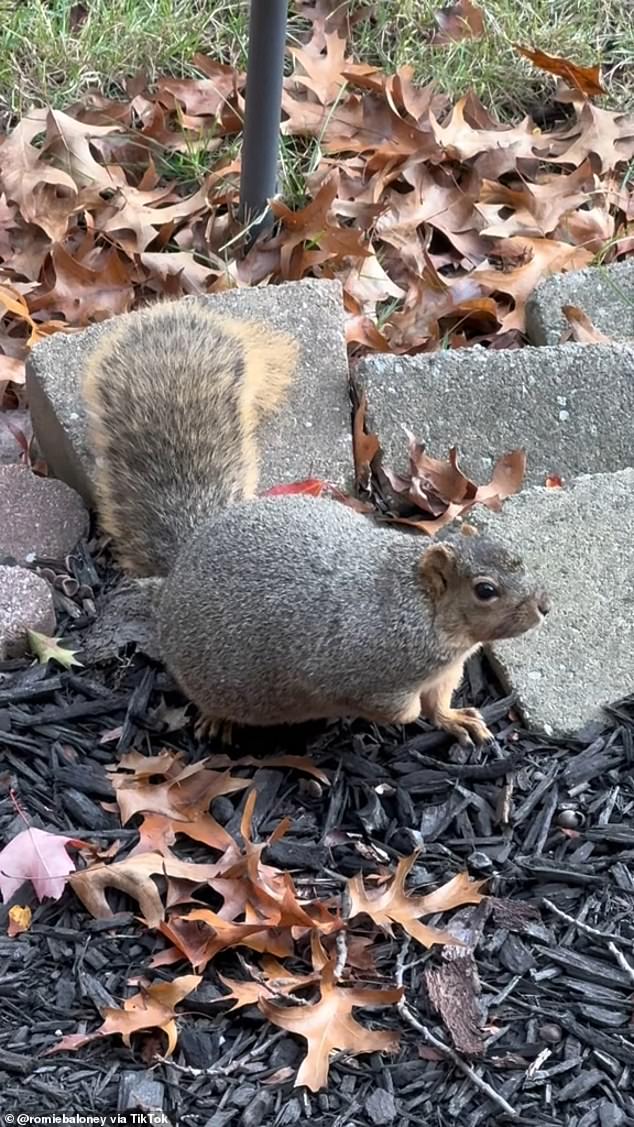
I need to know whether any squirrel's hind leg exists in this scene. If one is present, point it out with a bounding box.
[360,691,422,727]
[195,714,234,746]
[419,658,492,746]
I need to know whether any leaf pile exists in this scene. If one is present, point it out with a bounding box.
[2,745,491,1086]
[1,18,633,402]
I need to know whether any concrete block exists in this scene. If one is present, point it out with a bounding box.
[357,344,634,486]
[0,565,56,659]
[0,465,88,563]
[26,280,352,505]
[526,260,634,346]
[476,470,634,735]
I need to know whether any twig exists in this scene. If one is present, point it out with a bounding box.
[155,1030,286,1077]
[395,938,519,1122]
[543,899,634,947]
[608,941,634,986]
[334,930,348,980]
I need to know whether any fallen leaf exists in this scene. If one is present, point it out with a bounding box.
[290,32,350,105]
[352,393,381,491]
[0,828,81,902]
[270,173,369,279]
[30,243,135,324]
[0,110,78,240]
[347,854,485,948]
[561,304,611,343]
[69,851,226,927]
[428,0,485,45]
[7,904,32,936]
[27,629,82,669]
[219,956,318,1011]
[47,974,201,1057]
[515,45,606,98]
[262,479,331,498]
[160,909,286,971]
[260,958,402,1090]
[536,101,634,172]
[472,237,593,330]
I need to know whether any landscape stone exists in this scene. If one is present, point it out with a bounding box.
[475,469,634,736]
[526,260,634,346]
[0,464,88,563]
[26,279,353,505]
[357,343,634,486]
[0,565,56,658]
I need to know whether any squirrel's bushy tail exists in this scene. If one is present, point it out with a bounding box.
[83,300,298,576]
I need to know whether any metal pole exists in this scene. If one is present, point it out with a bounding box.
[239,0,289,243]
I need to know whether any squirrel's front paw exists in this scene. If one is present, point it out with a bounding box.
[438,707,493,746]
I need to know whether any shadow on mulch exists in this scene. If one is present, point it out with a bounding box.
[0,540,633,1127]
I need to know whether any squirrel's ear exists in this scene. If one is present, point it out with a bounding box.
[460,522,479,538]
[419,542,456,595]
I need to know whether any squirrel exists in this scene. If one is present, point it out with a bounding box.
[83,298,550,746]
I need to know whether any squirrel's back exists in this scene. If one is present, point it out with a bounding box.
[83,299,298,576]
[159,495,439,726]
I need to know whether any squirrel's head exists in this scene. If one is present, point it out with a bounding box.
[419,529,550,648]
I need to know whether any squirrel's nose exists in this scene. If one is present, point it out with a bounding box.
[537,592,551,616]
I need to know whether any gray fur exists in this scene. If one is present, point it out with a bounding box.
[158,495,543,727]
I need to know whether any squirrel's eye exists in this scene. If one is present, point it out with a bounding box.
[474,581,499,602]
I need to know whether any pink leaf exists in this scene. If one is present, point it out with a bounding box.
[0,828,81,902]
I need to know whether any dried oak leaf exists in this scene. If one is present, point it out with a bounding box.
[69,851,225,927]
[561,304,612,343]
[47,974,201,1057]
[352,392,381,491]
[260,958,402,1090]
[347,854,485,948]
[428,0,485,45]
[0,284,69,347]
[216,791,340,933]
[203,753,330,786]
[477,160,596,239]
[270,173,369,279]
[156,62,240,118]
[109,757,249,826]
[515,45,606,98]
[472,237,593,330]
[160,908,291,971]
[0,109,78,240]
[29,243,135,325]
[219,956,319,1011]
[0,828,81,903]
[429,98,539,173]
[289,31,350,105]
[536,101,634,172]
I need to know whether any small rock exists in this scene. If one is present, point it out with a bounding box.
[365,1088,398,1125]
[557,808,584,829]
[240,1091,274,1127]
[539,1022,563,1044]
[599,1100,626,1127]
[0,565,55,658]
[230,1084,257,1109]
[0,464,88,563]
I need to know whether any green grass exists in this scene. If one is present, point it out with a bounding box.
[0,0,632,120]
